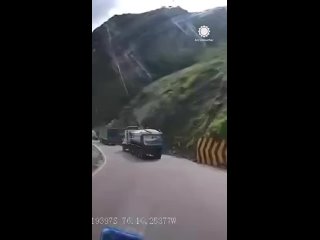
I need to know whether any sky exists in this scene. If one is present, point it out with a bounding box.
[92,0,227,31]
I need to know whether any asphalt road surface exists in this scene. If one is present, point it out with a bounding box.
[92,143,227,240]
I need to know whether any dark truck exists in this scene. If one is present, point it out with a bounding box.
[122,126,163,160]
[99,128,123,145]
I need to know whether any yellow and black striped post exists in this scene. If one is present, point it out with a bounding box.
[196,137,227,168]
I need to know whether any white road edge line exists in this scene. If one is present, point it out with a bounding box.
[92,143,107,177]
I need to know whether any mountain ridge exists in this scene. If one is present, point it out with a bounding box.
[92,6,227,127]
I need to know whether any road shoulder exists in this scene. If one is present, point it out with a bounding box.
[92,143,106,176]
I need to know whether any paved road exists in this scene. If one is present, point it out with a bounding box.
[92,143,227,240]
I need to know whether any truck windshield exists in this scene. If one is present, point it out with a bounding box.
[143,135,162,145]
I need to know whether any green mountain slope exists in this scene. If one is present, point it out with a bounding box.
[92,6,227,126]
[109,43,227,156]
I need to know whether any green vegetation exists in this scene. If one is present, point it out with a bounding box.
[92,6,227,159]
[112,43,227,156]
[92,7,227,127]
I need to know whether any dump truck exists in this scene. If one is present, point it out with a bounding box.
[122,126,163,160]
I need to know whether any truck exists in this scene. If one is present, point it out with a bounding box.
[122,126,163,160]
[99,127,123,145]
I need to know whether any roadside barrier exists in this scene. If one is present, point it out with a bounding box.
[196,137,227,168]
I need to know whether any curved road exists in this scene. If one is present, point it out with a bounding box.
[92,143,227,240]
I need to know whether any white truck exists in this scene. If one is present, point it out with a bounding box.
[122,126,163,160]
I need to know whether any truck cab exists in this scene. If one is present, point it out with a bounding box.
[122,126,139,145]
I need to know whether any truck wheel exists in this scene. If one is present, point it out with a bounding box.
[154,154,161,160]
[138,149,145,159]
[142,150,146,159]
[136,149,140,157]
[122,145,126,151]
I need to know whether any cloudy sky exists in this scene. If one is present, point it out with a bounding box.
[92,0,227,31]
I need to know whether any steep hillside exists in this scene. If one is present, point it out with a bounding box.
[109,43,227,156]
[92,6,227,126]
